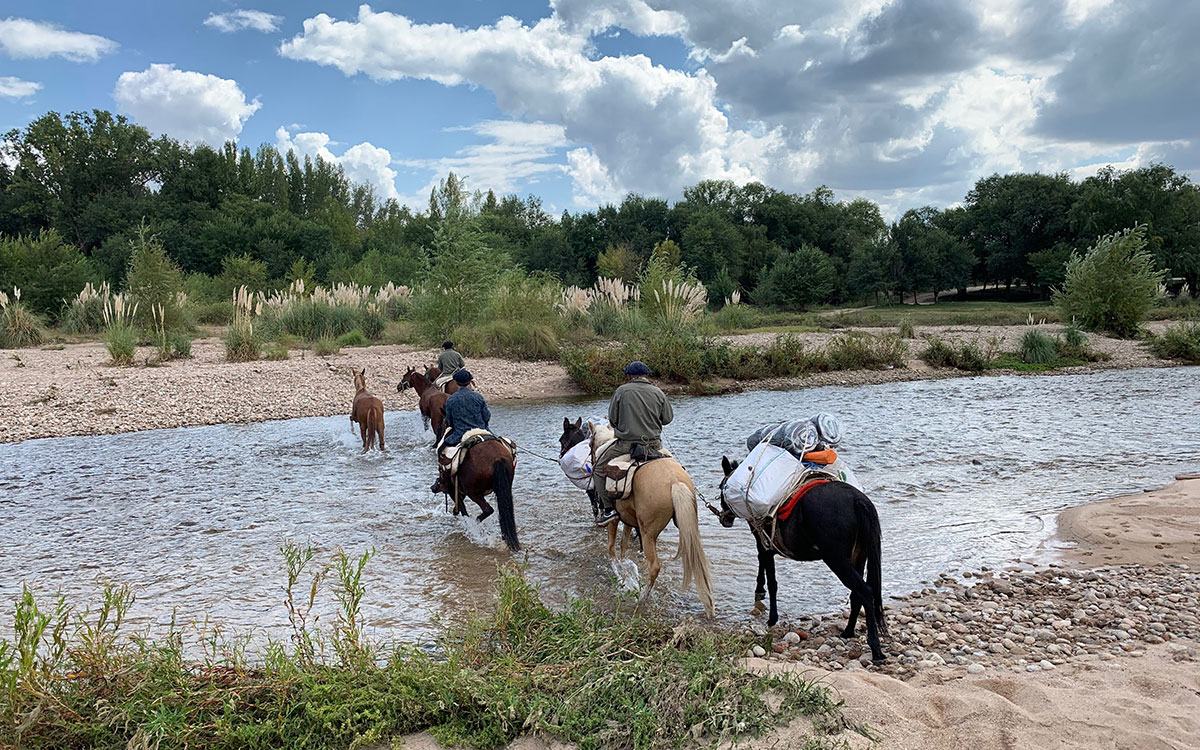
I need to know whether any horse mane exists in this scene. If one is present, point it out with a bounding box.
[588,420,614,454]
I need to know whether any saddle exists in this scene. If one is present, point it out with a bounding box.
[593,438,672,502]
[441,428,516,477]
[434,374,454,389]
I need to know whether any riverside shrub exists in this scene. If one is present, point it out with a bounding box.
[1019,329,1057,364]
[1149,322,1200,363]
[920,337,989,371]
[0,289,45,348]
[1054,226,1163,338]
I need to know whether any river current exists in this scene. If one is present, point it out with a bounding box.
[2,367,1198,641]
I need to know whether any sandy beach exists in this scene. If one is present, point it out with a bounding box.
[0,322,1176,443]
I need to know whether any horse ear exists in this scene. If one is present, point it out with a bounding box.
[573,417,582,429]
[360,368,366,377]
[721,455,733,476]
[563,417,571,430]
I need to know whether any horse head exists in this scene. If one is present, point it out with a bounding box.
[397,366,416,393]
[354,368,367,393]
[558,416,586,457]
[716,455,740,527]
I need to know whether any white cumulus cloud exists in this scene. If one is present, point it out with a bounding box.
[113,64,261,145]
[275,126,401,202]
[0,17,118,61]
[279,6,787,203]
[278,1,1200,211]
[204,10,283,33]
[0,76,42,99]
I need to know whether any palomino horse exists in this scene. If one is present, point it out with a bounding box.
[587,420,714,616]
[437,438,520,552]
[397,367,447,441]
[425,366,461,395]
[350,369,385,452]
[717,456,888,663]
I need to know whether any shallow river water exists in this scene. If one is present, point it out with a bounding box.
[2,367,1199,642]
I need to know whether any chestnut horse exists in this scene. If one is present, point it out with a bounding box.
[437,438,519,552]
[350,369,385,452]
[587,421,714,616]
[425,366,461,395]
[398,367,447,441]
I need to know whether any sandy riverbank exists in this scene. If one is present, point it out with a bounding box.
[0,322,1179,443]
[753,476,1200,749]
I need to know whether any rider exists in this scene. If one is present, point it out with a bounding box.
[592,361,673,526]
[436,340,466,380]
[431,369,491,493]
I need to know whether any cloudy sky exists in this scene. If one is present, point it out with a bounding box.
[1,1,1195,215]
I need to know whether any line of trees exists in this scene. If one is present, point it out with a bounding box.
[3,109,1199,322]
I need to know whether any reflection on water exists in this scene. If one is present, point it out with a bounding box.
[2,367,1198,640]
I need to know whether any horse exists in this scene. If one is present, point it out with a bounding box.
[437,438,520,552]
[558,417,601,518]
[425,365,461,395]
[717,456,888,663]
[586,420,714,616]
[398,367,447,441]
[350,369,385,452]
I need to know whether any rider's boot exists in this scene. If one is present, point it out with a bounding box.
[595,493,619,526]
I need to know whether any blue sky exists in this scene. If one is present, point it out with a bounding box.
[2,1,1196,217]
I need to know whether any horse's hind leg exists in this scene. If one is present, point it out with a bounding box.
[842,554,867,638]
[471,494,494,523]
[636,532,662,610]
[825,556,885,663]
[762,548,779,626]
[619,524,633,559]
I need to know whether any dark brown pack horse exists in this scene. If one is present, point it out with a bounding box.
[398,367,447,441]
[350,369,385,452]
[438,438,519,552]
[425,366,461,394]
[718,456,888,663]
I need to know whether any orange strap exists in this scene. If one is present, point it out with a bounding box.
[801,449,838,465]
[777,478,830,521]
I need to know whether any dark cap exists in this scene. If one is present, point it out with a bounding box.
[453,369,473,385]
[623,361,651,376]
[443,340,455,349]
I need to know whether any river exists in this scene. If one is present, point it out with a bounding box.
[2,366,1198,643]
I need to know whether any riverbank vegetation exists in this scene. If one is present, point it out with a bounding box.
[0,548,843,750]
[918,325,1110,373]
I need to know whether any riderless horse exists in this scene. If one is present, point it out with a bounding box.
[350,369,385,452]
[716,456,888,663]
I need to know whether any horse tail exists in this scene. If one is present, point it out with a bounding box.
[854,492,887,637]
[492,459,519,552]
[371,404,384,451]
[671,481,714,617]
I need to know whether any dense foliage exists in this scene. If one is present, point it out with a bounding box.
[2,109,1199,318]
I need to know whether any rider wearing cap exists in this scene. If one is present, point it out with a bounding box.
[592,361,674,526]
[432,369,492,493]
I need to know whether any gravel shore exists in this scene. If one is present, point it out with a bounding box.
[0,338,580,443]
[0,322,1177,443]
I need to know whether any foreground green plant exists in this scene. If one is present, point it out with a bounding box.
[0,554,842,749]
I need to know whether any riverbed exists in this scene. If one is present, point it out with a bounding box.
[2,366,1198,642]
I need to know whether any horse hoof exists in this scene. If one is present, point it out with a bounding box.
[767,615,779,627]
[871,656,887,665]
[840,628,855,638]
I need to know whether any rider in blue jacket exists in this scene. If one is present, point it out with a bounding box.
[432,370,491,493]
